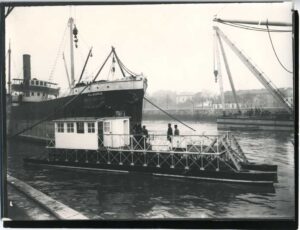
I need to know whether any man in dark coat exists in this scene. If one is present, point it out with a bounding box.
[167,123,173,142]
[174,125,180,136]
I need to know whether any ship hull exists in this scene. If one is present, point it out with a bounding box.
[9,88,144,138]
[23,158,277,185]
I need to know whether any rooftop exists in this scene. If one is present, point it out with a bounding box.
[54,116,130,122]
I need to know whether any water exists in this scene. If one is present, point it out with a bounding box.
[7,120,295,219]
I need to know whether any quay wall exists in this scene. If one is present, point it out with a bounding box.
[7,175,88,220]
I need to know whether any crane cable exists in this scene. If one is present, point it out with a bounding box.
[217,20,292,74]
[217,21,291,33]
[266,21,293,74]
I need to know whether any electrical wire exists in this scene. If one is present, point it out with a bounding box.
[266,21,293,74]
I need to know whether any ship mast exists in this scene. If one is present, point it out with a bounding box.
[68,17,75,88]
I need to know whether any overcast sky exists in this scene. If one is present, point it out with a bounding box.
[5,2,293,94]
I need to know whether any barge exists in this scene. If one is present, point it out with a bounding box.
[217,116,294,131]
[24,117,278,185]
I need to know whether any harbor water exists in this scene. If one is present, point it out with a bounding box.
[7,120,295,219]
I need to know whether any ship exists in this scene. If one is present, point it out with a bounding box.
[7,18,147,140]
[212,18,295,131]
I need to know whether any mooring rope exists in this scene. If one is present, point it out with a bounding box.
[143,97,196,132]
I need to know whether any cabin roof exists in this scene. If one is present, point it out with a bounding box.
[53,116,130,122]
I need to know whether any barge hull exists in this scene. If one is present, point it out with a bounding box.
[217,117,294,131]
[24,158,277,185]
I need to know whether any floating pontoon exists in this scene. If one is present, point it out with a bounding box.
[24,117,278,185]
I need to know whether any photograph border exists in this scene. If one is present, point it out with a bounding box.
[0,1,298,229]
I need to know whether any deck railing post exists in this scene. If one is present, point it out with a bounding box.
[156,152,160,168]
[143,152,147,167]
[171,153,174,168]
[65,150,68,162]
[119,151,123,165]
[108,151,111,164]
[216,157,219,171]
[96,150,100,164]
[85,150,88,163]
[130,151,134,166]
[185,154,189,170]
[217,137,219,153]
[75,150,78,162]
[55,149,58,161]
[200,155,204,170]
[226,131,229,143]
[201,141,203,153]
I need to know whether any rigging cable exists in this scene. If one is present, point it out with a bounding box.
[106,55,115,80]
[117,57,139,76]
[143,97,196,132]
[9,49,114,138]
[266,21,293,74]
[48,23,68,82]
[77,47,93,84]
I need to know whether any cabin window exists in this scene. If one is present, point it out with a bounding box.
[31,92,34,96]
[40,81,43,86]
[67,122,74,133]
[25,92,29,97]
[87,122,95,133]
[57,122,64,133]
[37,92,40,96]
[43,93,46,96]
[104,121,110,133]
[76,122,84,133]
[30,80,34,85]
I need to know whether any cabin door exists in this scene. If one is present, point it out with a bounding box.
[98,121,104,147]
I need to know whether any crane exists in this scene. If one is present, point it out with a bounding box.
[213,19,293,114]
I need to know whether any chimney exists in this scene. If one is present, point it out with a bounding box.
[23,54,31,82]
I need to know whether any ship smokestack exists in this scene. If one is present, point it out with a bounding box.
[23,54,31,82]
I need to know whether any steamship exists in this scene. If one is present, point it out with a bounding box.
[8,18,147,140]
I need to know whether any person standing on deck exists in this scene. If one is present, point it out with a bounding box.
[142,125,149,138]
[167,123,173,142]
[174,125,180,136]
[142,125,149,149]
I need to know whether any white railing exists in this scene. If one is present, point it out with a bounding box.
[47,132,248,172]
[96,133,233,155]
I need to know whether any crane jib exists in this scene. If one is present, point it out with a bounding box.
[213,26,293,114]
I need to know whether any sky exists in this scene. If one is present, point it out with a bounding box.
[5,2,293,95]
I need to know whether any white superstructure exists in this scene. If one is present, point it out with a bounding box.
[53,117,130,150]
